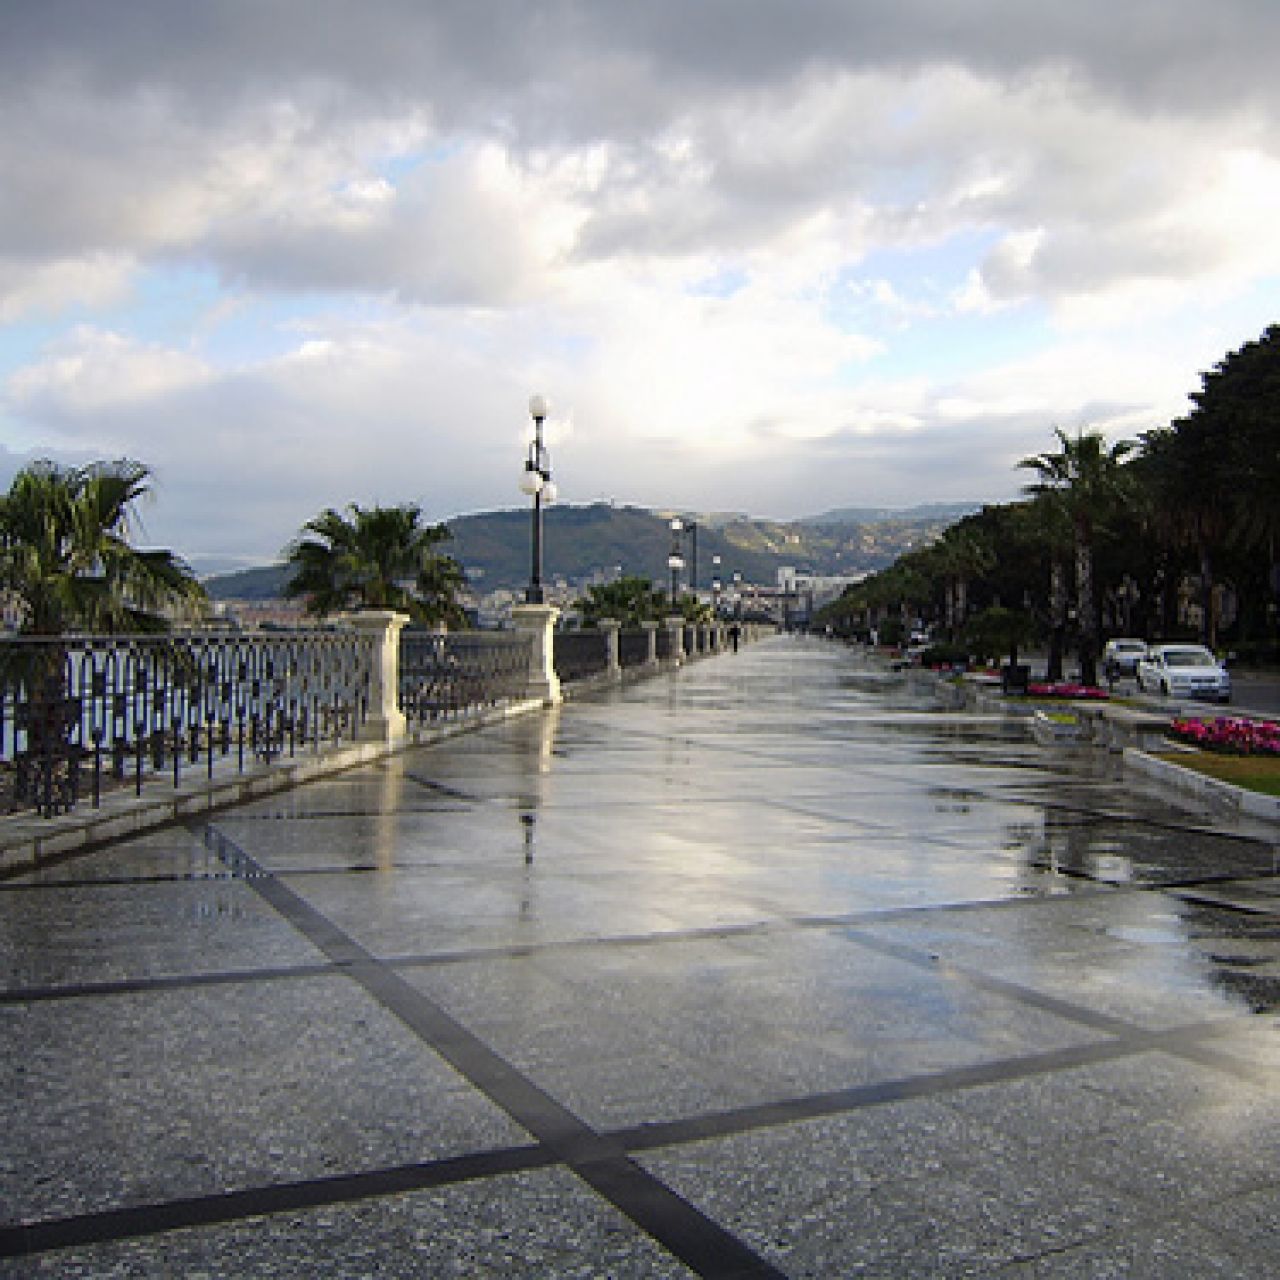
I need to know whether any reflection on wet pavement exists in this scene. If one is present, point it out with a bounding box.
[4,634,1279,1276]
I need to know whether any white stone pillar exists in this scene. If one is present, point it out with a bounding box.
[640,620,659,668]
[512,603,563,705]
[598,618,622,679]
[346,610,410,744]
[665,616,685,666]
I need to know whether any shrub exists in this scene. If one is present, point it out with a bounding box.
[921,642,969,668]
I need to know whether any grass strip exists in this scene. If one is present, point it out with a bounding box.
[1155,750,1280,797]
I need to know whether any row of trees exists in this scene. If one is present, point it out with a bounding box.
[574,574,715,626]
[817,324,1280,684]
[0,458,711,638]
[0,463,470,637]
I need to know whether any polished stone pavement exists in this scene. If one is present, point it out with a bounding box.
[3,636,1279,1277]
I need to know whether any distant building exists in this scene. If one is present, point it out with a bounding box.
[777,567,868,615]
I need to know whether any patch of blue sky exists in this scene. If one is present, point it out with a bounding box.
[377,139,467,185]
[848,226,1005,295]
[119,265,224,345]
[850,304,1050,386]
[824,226,1051,380]
[121,266,402,368]
[689,266,749,298]
[0,317,69,385]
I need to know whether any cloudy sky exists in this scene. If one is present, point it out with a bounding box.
[3,1,1279,572]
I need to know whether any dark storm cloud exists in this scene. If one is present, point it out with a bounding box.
[5,1,1279,134]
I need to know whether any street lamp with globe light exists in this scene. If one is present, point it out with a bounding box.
[520,394,557,603]
[667,517,684,605]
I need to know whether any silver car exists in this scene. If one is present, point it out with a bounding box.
[1102,637,1148,681]
[1135,644,1231,702]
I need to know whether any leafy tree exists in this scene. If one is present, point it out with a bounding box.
[284,503,465,626]
[964,605,1035,669]
[1020,428,1134,684]
[1139,324,1280,645]
[1196,323,1280,554]
[575,575,668,626]
[0,459,204,635]
[930,524,994,638]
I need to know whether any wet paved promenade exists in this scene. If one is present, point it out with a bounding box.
[4,636,1280,1277]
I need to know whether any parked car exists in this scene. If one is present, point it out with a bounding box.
[1102,637,1149,681]
[1135,644,1231,702]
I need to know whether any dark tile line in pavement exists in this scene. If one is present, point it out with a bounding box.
[0,870,274,891]
[0,961,340,1006]
[1,1008,1242,1263]
[400,771,487,804]
[196,820,786,1280]
[1176,888,1280,915]
[8,872,1280,1010]
[848,922,1280,1091]
[223,804,476,821]
[0,1143,556,1261]
[611,1025,1234,1155]
[775,787,1272,852]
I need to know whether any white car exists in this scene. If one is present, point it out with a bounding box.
[1102,637,1148,681]
[1135,644,1231,703]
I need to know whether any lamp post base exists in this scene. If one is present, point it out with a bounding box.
[511,603,562,706]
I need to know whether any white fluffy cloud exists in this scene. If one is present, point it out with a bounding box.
[2,2,1279,568]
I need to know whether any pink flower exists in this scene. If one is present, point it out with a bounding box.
[1026,681,1109,700]
[1170,715,1280,755]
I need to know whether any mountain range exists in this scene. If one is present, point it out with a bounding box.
[202,501,976,600]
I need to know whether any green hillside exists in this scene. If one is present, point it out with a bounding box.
[204,502,961,599]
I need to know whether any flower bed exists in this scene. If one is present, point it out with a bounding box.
[1024,681,1109,700]
[1169,715,1280,756]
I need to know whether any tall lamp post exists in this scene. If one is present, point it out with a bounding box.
[667,517,684,605]
[711,554,722,615]
[519,394,556,603]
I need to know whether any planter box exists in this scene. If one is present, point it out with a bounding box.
[1031,709,1082,746]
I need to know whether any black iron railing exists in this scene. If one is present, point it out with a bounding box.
[553,630,611,683]
[398,630,534,725]
[1,630,376,817]
[619,630,654,668]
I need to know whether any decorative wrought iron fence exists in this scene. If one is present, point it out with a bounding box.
[553,630,610,683]
[1,630,376,818]
[619,630,654,668]
[398,630,533,725]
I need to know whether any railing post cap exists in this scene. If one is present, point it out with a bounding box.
[341,609,411,632]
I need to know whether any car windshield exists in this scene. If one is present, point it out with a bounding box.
[1164,649,1216,668]
[1113,642,1145,653]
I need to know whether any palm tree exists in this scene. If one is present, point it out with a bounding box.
[1020,428,1135,685]
[576,575,667,627]
[931,524,995,640]
[283,502,466,627]
[0,459,204,635]
[1,459,205,804]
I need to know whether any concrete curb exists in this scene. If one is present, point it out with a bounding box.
[1123,746,1280,823]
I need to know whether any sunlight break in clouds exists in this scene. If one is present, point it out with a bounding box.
[1,1,1279,566]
